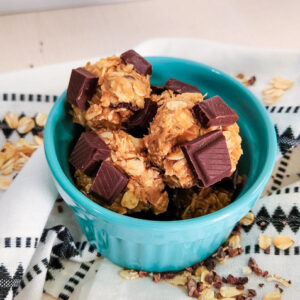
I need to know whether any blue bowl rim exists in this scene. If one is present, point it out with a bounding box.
[44,56,277,230]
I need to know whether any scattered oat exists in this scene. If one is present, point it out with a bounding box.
[269,76,294,90]
[198,288,215,300]
[273,235,294,250]
[262,76,293,104]
[267,274,291,287]
[262,87,284,104]
[220,286,243,297]
[259,234,272,250]
[2,142,17,160]
[227,235,241,249]
[1,163,14,175]
[13,153,30,171]
[17,116,35,134]
[34,135,44,146]
[5,112,19,129]
[16,138,38,155]
[242,266,252,275]
[119,269,139,280]
[0,176,12,190]
[263,289,282,300]
[195,265,208,278]
[164,271,190,286]
[0,113,44,186]
[35,112,48,127]
[240,212,255,226]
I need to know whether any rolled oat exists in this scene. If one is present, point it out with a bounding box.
[240,212,255,226]
[259,234,272,250]
[0,176,12,190]
[263,289,282,300]
[17,116,35,134]
[4,112,19,129]
[273,235,294,250]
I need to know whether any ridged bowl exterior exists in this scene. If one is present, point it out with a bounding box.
[44,57,276,272]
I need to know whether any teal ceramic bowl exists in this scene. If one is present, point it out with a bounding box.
[44,57,276,272]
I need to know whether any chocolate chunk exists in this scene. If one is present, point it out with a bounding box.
[192,96,238,128]
[228,248,239,257]
[213,281,222,289]
[109,102,139,111]
[226,274,237,285]
[151,84,165,95]
[110,102,132,109]
[187,278,199,298]
[216,247,226,259]
[181,130,232,187]
[127,98,158,136]
[164,78,201,94]
[120,49,152,76]
[205,273,214,284]
[236,277,249,285]
[69,132,111,176]
[90,161,128,204]
[248,289,257,297]
[203,258,216,271]
[152,273,161,283]
[213,169,238,191]
[66,68,98,111]
[138,271,148,278]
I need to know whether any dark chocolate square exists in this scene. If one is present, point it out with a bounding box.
[164,78,201,94]
[121,50,152,76]
[127,98,158,134]
[69,132,110,176]
[181,130,231,187]
[192,96,238,128]
[66,68,98,111]
[90,161,129,204]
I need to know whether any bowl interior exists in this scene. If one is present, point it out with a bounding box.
[46,56,276,224]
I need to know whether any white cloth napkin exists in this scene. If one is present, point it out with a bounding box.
[0,38,299,300]
[0,147,58,300]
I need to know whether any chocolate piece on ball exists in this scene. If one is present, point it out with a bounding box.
[121,49,152,76]
[66,68,98,110]
[127,98,158,134]
[69,132,110,176]
[192,96,238,128]
[181,130,231,187]
[164,78,201,94]
[90,161,129,204]
[151,85,165,95]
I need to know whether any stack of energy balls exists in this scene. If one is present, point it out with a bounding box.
[67,50,243,220]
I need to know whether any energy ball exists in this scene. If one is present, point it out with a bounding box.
[68,50,152,130]
[145,90,242,188]
[73,129,168,215]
